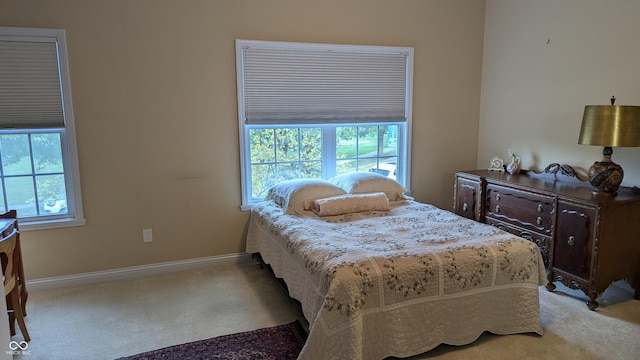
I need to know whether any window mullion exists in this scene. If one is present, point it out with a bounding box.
[397,124,406,186]
[0,144,6,211]
[322,126,336,179]
[27,134,41,216]
[297,128,302,178]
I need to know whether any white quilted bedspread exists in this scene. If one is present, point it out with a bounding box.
[246,200,546,360]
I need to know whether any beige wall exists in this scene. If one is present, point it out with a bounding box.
[0,0,486,279]
[480,0,640,183]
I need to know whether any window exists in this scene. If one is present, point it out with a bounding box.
[0,27,85,229]
[236,40,413,209]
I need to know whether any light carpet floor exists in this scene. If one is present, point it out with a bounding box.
[12,261,640,360]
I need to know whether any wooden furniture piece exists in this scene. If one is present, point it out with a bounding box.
[0,228,29,341]
[0,211,28,336]
[454,165,640,309]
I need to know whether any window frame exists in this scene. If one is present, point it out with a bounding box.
[0,26,85,230]
[236,40,413,210]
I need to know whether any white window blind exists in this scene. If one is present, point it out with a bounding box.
[239,41,410,124]
[0,38,65,129]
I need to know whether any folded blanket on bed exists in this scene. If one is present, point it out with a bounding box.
[310,192,389,216]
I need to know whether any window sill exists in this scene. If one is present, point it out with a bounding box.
[20,217,86,231]
[240,204,254,212]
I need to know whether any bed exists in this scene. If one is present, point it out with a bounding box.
[246,173,546,360]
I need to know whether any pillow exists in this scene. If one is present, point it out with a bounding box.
[329,171,407,201]
[311,192,390,217]
[265,179,347,215]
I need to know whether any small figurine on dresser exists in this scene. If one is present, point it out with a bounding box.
[506,150,521,174]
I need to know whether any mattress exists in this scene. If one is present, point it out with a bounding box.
[246,200,546,360]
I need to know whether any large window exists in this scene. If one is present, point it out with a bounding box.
[236,40,413,209]
[0,27,84,229]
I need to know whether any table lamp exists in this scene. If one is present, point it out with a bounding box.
[578,96,640,195]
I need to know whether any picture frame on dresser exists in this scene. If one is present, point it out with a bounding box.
[453,164,640,310]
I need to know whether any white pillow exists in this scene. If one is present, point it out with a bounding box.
[329,171,407,201]
[311,192,390,216]
[265,179,347,215]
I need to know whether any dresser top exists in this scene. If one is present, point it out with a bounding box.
[457,169,640,204]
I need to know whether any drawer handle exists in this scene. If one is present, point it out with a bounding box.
[536,217,543,225]
[463,203,468,212]
[568,236,575,247]
[537,204,543,213]
[495,205,500,213]
[496,194,501,201]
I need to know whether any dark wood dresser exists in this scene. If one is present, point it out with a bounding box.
[453,166,640,309]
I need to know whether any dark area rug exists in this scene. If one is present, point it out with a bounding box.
[116,321,307,360]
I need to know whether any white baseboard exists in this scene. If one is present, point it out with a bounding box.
[26,252,255,292]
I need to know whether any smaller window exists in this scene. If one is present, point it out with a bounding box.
[0,27,85,229]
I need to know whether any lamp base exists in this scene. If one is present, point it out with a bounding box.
[587,147,623,195]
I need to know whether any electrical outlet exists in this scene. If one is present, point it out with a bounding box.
[142,228,153,243]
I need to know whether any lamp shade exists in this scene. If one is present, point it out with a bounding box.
[578,105,640,147]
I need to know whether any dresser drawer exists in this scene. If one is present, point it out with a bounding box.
[454,175,481,221]
[485,184,555,235]
[485,216,551,268]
